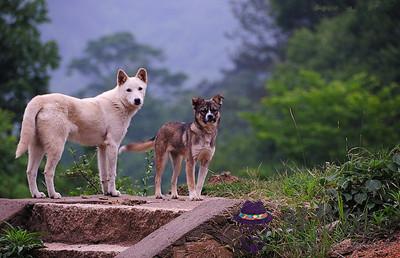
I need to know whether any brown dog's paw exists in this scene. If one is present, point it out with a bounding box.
[155,194,164,199]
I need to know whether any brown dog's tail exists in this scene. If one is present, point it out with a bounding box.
[119,137,155,154]
[16,97,42,158]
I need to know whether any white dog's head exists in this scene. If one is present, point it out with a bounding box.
[116,68,148,108]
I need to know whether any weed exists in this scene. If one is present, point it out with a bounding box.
[0,222,43,258]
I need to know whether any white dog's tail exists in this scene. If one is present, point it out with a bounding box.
[16,97,42,158]
[119,137,155,154]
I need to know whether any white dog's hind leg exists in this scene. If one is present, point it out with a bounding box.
[106,142,120,197]
[43,142,64,199]
[27,143,45,198]
[97,146,109,195]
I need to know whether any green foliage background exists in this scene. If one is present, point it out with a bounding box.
[0,0,399,197]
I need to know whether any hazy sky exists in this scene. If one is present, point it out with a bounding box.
[40,0,238,94]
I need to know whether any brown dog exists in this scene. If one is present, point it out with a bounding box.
[119,94,223,200]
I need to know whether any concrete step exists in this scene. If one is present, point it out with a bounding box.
[26,203,182,245]
[34,242,128,258]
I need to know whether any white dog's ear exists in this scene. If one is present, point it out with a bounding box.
[117,69,129,86]
[136,68,148,84]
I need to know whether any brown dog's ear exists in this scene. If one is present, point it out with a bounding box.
[136,68,148,84]
[192,97,204,108]
[212,94,224,105]
[117,69,129,86]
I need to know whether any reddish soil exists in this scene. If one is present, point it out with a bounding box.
[207,171,239,185]
[349,233,400,258]
[330,233,400,258]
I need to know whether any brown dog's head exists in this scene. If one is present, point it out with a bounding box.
[192,94,224,126]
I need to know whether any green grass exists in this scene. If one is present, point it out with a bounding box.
[204,147,400,257]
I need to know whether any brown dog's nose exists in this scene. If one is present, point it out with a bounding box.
[134,98,141,105]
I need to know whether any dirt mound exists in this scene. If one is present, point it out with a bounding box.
[350,233,400,258]
[329,232,400,257]
[207,171,239,185]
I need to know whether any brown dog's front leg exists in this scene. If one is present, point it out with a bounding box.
[196,164,209,199]
[186,159,200,201]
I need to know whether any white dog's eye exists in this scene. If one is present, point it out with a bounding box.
[138,87,143,91]
[126,88,132,92]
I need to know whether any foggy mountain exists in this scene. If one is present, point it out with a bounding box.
[40,0,238,94]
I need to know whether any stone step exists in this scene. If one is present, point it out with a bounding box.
[26,202,182,245]
[33,242,128,258]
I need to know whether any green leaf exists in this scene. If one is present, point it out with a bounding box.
[365,179,382,192]
[343,193,352,201]
[354,192,367,204]
[393,153,400,166]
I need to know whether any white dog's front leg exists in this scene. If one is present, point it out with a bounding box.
[196,164,209,199]
[106,142,120,197]
[97,146,109,195]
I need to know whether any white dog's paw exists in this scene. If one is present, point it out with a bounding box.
[189,192,203,201]
[50,192,62,199]
[171,194,179,199]
[110,190,121,197]
[32,192,46,198]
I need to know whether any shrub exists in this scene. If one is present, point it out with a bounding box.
[322,147,400,215]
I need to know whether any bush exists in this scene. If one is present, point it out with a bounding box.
[322,147,400,226]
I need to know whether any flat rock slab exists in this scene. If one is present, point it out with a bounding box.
[27,202,182,245]
[1,195,241,258]
[34,242,129,258]
[0,194,212,223]
[116,198,240,258]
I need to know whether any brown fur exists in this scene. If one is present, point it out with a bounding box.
[120,94,224,201]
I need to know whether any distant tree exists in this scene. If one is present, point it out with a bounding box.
[245,71,400,164]
[285,0,400,84]
[0,109,29,198]
[0,0,59,121]
[269,0,355,33]
[68,32,187,97]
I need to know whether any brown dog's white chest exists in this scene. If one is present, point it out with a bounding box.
[189,124,216,163]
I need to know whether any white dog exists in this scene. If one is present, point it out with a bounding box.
[16,68,148,198]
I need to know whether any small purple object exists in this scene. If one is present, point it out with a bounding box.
[234,200,273,225]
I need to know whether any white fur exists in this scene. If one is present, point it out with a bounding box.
[16,68,148,198]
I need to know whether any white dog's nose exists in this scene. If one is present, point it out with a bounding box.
[134,98,141,105]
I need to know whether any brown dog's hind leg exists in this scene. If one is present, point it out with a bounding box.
[154,152,168,199]
[170,153,183,199]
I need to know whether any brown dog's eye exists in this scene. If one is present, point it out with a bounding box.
[138,87,143,91]
[126,88,132,92]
